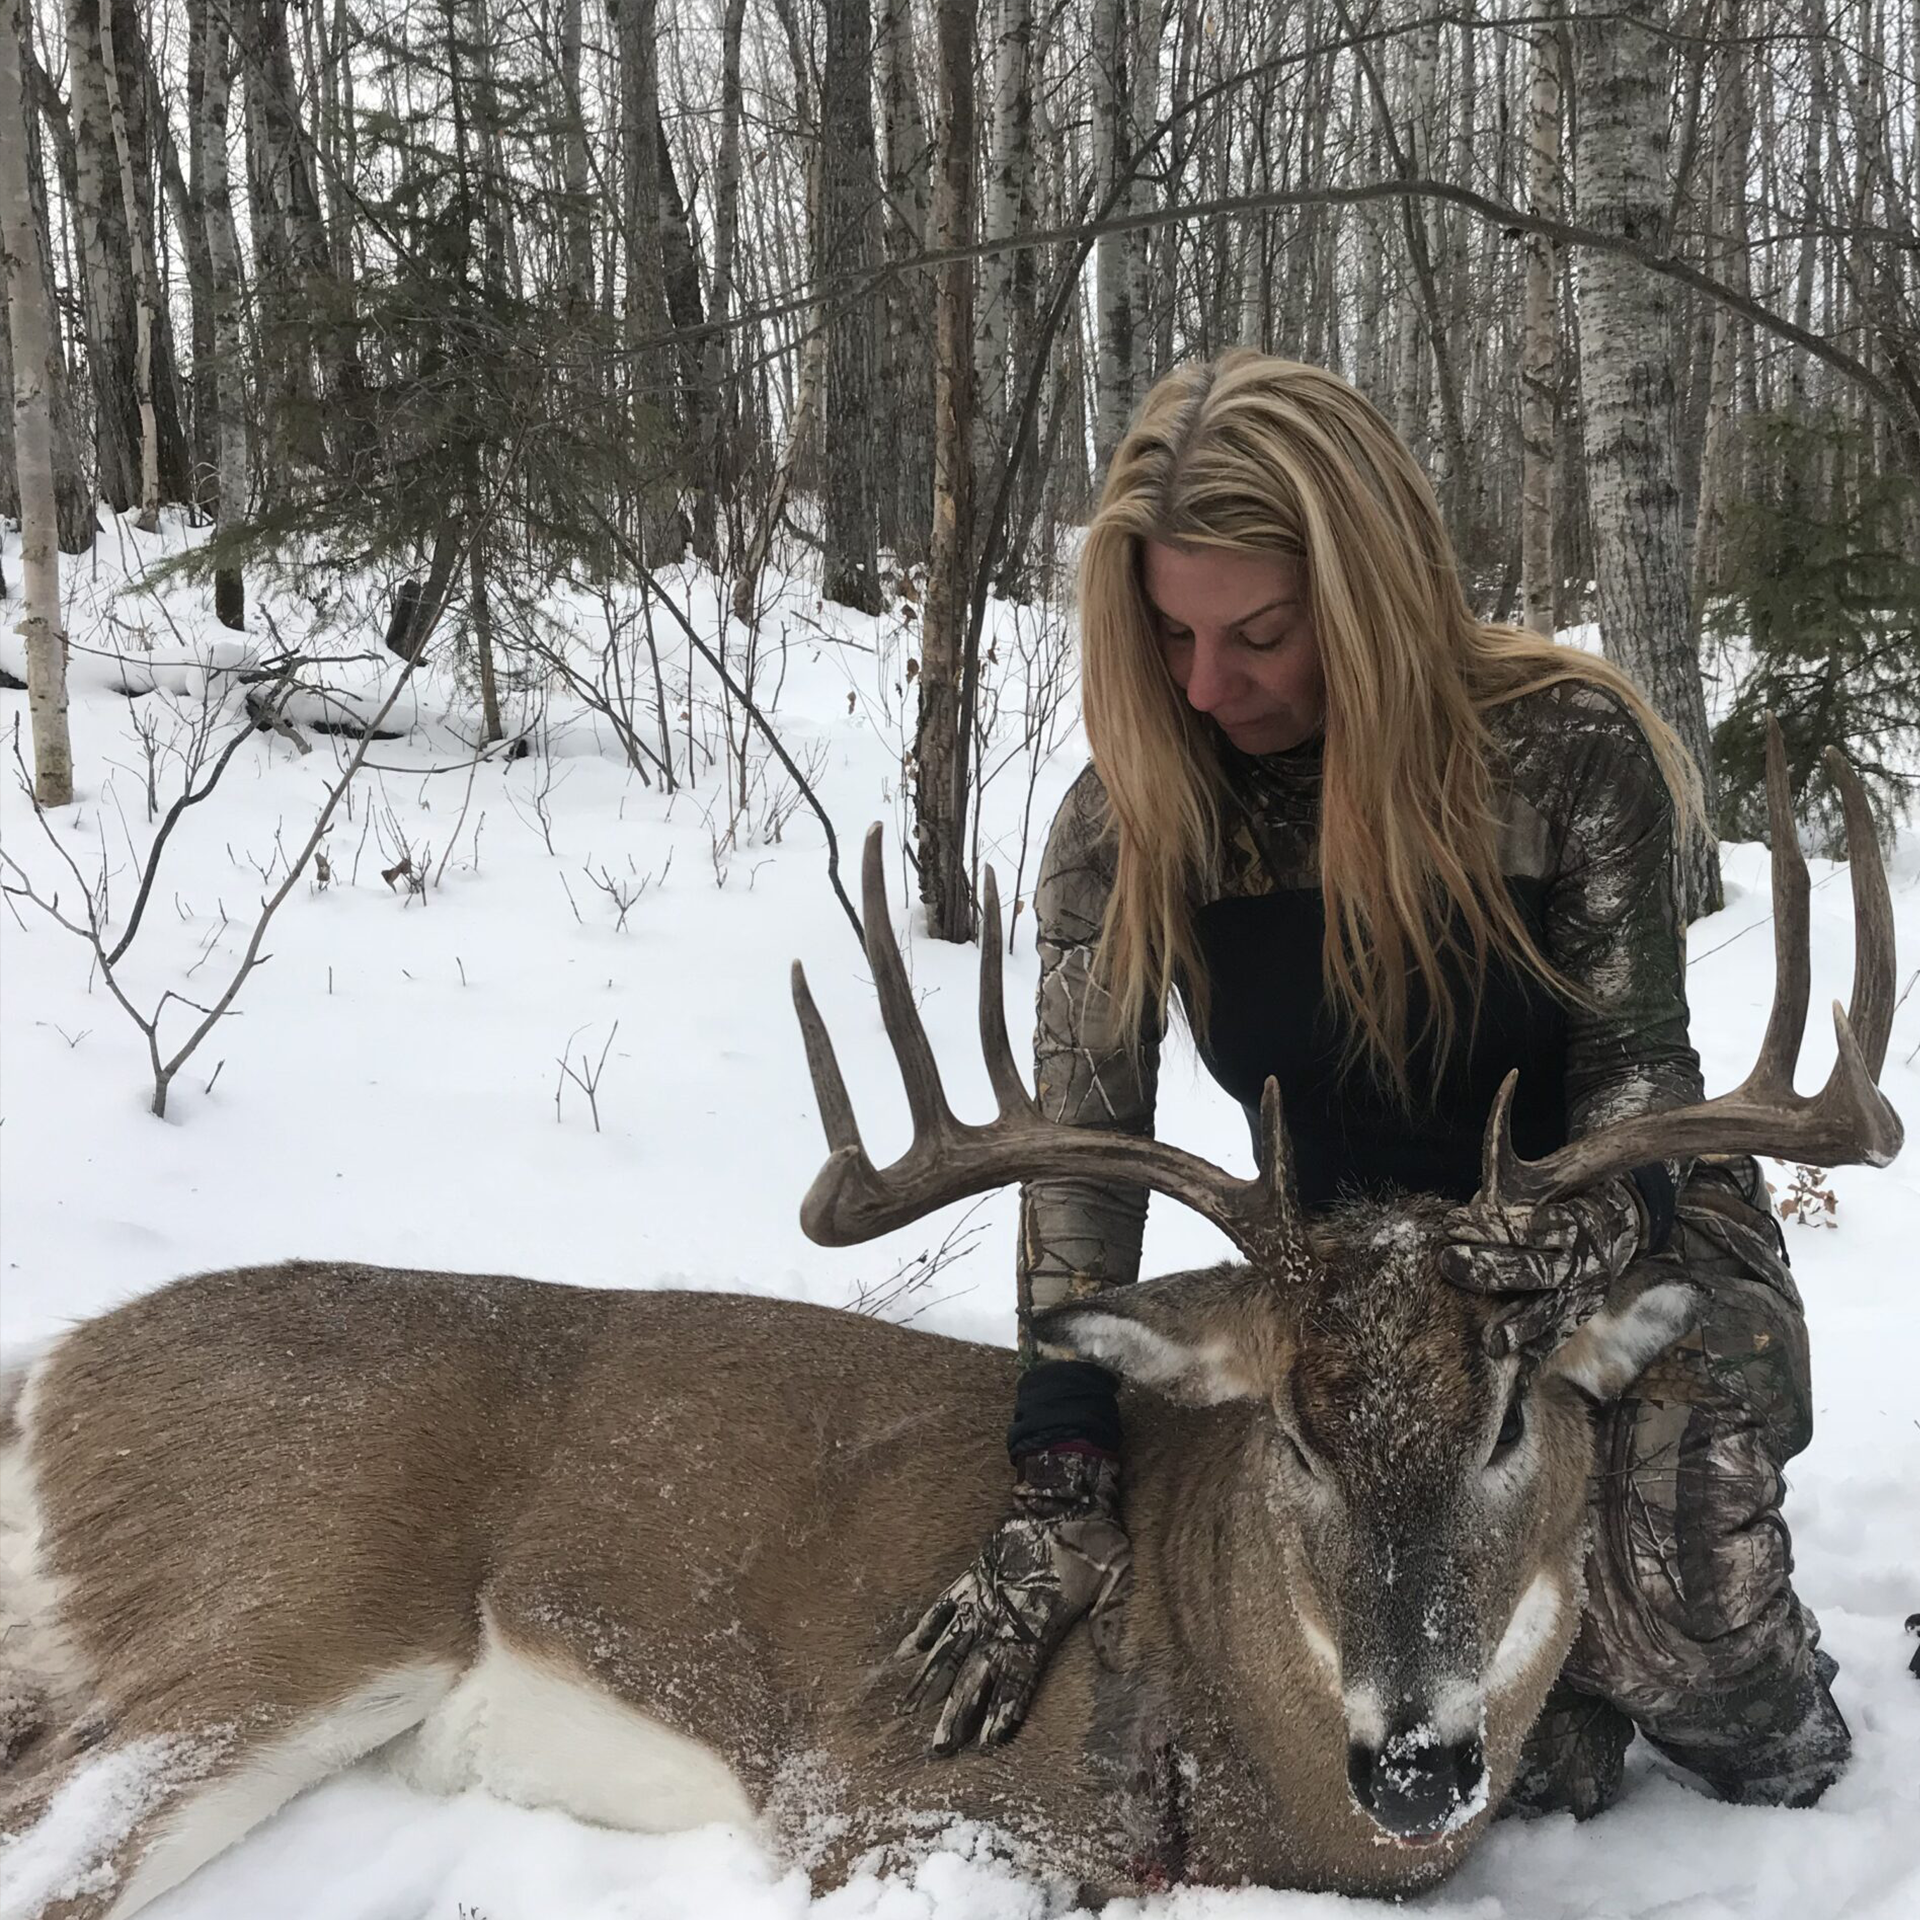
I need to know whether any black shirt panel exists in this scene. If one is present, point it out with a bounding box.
[1189,879,1570,1210]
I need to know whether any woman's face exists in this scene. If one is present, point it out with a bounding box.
[1142,542,1326,757]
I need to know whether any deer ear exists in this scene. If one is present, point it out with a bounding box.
[1032,1267,1285,1406]
[1544,1277,1704,1401]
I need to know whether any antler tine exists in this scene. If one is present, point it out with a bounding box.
[791,961,865,1156]
[795,825,1314,1263]
[859,823,957,1140]
[1478,1070,1526,1209]
[978,866,1037,1119]
[1741,717,1812,1095]
[1477,721,1904,1210]
[1827,743,1896,1076]
[1254,1077,1304,1239]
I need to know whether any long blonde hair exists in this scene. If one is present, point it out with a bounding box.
[1080,351,1702,1104]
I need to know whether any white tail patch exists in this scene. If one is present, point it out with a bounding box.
[95,1664,455,1920]
[385,1618,759,1836]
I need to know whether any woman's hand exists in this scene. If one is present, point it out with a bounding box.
[1437,1176,1651,1356]
[896,1446,1132,1754]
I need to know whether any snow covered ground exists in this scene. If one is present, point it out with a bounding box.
[2,517,1916,1919]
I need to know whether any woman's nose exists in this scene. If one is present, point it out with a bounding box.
[1181,634,1236,714]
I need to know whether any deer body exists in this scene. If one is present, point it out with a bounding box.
[2,730,1900,1915]
[4,1239,1596,1914]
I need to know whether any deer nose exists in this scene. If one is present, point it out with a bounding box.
[1346,1727,1487,1842]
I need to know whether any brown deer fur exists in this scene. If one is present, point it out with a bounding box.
[0,1217,1687,1916]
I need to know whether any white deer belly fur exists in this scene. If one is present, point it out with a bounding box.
[384,1617,760,1836]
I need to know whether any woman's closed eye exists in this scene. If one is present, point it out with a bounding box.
[1161,624,1292,653]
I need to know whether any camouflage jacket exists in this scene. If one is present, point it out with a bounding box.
[1018,680,1711,1336]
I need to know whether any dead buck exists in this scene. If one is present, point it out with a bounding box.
[0,731,1901,1915]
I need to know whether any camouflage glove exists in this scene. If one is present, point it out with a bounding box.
[1437,1175,1650,1357]
[897,1446,1131,1755]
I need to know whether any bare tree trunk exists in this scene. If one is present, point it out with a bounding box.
[1520,23,1564,636]
[15,59,91,551]
[819,0,882,612]
[471,532,503,744]
[194,0,248,625]
[655,122,714,561]
[701,0,747,559]
[239,0,333,486]
[2,0,74,803]
[66,0,138,508]
[875,0,933,566]
[95,0,159,529]
[1125,0,1155,400]
[613,0,684,558]
[560,0,591,318]
[1692,10,1750,613]
[1092,0,1132,472]
[916,0,978,943]
[976,0,1031,471]
[176,13,218,509]
[1573,0,1720,917]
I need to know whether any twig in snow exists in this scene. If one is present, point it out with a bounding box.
[553,1021,619,1132]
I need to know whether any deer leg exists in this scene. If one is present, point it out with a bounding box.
[0,1662,455,1920]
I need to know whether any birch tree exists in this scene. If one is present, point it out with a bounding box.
[977,0,1033,469]
[66,0,138,508]
[2,0,74,803]
[1573,0,1721,915]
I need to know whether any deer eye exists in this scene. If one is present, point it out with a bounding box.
[1492,1396,1526,1457]
[1278,1423,1318,1479]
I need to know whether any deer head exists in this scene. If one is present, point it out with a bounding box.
[791,721,1899,1844]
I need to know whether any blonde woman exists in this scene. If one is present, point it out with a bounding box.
[899,352,1848,1816]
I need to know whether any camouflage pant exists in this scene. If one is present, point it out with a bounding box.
[1514,1159,1851,1812]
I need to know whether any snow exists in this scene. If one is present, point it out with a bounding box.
[2,515,1917,1917]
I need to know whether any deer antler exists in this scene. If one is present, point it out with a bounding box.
[793,825,1307,1264]
[1480,719,1904,1209]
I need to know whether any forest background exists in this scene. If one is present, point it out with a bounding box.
[2,0,1916,904]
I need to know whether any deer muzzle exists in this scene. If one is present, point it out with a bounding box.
[1345,1722,1488,1843]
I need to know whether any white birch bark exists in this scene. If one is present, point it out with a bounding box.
[975,0,1032,456]
[1573,0,1720,915]
[1,0,74,803]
